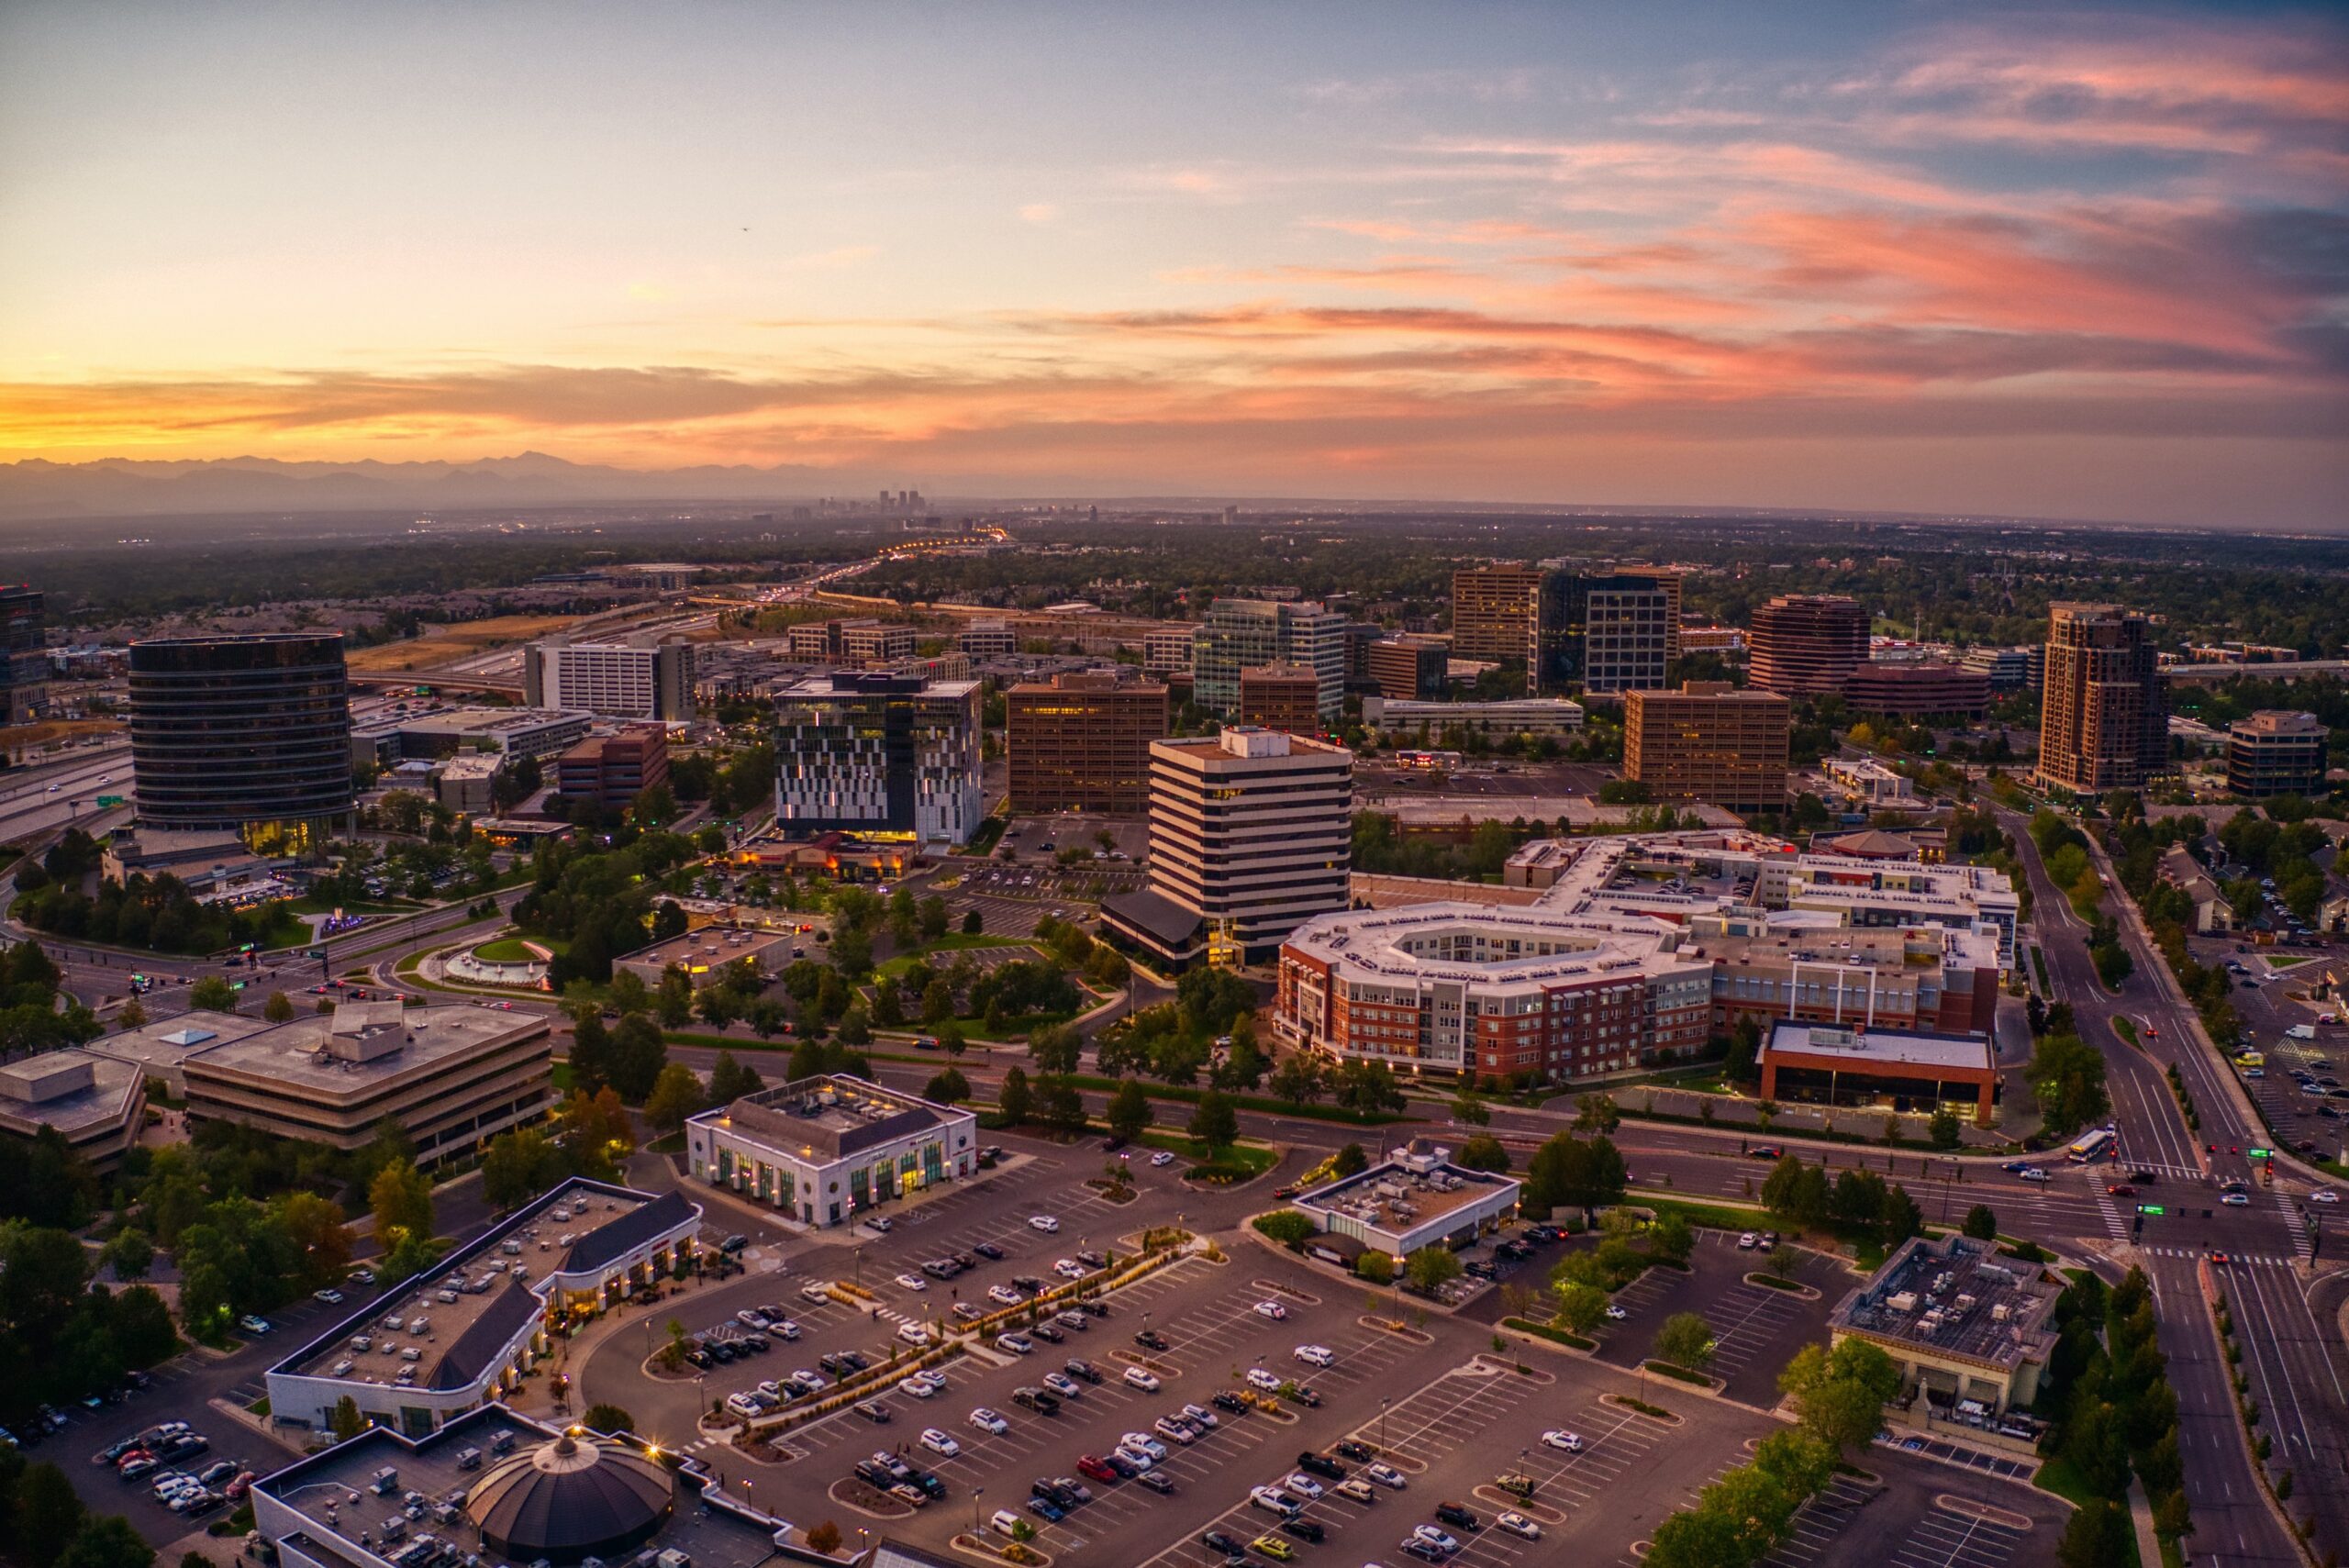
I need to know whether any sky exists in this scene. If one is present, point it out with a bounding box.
[1,1,2344,527]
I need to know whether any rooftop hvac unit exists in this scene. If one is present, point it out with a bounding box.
[1991,1304,2011,1323]
[1887,1291,1919,1313]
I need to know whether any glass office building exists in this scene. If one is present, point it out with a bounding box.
[128,633,354,851]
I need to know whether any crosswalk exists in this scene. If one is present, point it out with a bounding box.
[2090,1185,2130,1240]
[2141,1245,2300,1266]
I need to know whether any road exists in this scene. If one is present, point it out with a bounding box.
[0,742,134,843]
[2001,806,2341,1565]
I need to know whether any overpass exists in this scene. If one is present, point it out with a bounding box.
[2162,658,2349,685]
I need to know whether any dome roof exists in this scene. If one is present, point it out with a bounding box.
[463,1433,674,1564]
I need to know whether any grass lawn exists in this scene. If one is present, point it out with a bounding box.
[1503,1317,1596,1351]
[473,936,543,962]
[2111,1016,2138,1045]
[552,1062,575,1093]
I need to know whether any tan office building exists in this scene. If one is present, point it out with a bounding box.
[1749,595,1870,695]
[1451,564,1544,663]
[1366,637,1447,701]
[1238,662,1323,734]
[2038,603,2165,794]
[1623,681,1790,812]
[181,1002,554,1163]
[1006,673,1169,814]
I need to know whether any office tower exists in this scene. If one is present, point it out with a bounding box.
[1534,569,1674,694]
[554,725,672,812]
[1748,595,1870,695]
[523,638,696,721]
[773,673,983,847]
[783,618,917,664]
[1005,673,1169,814]
[2226,711,2327,799]
[1238,662,1323,733]
[956,621,1018,656]
[1840,662,1991,719]
[1959,645,2039,692]
[1451,564,1544,663]
[0,585,46,725]
[128,633,354,849]
[2038,604,2165,793]
[1143,628,1195,676]
[1189,598,1345,719]
[1366,637,1448,701]
[1635,566,1684,662]
[1106,728,1352,964]
[1622,681,1791,812]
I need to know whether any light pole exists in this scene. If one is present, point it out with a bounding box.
[1379,1396,1389,1455]
[972,1485,984,1535]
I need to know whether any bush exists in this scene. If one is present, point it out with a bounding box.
[1252,1212,1316,1248]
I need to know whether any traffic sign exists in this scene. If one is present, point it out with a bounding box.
[2138,1205,2165,1216]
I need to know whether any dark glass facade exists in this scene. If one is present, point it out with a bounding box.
[129,633,353,843]
[0,585,47,725]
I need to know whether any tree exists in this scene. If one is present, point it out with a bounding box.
[17,1461,86,1568]
[1778,1338,1902,1455]
[829,926,873,978]
[1334,1059,1406,1118]
[918,895,950,942]
[583,1402,636,1434]
[806,1521,844,1554]
[1701,1464,1798,1561]
[963,908,983,934]
[1107,1079,1153,1143]
[609,1012,668,1103]
[2024,1031,2110,1139]
[1927,1106,1963,1151]
[262,989,295,1023]
[920,979,955,1027]
[1655,1311,1716,1372]
[1187,1091,1239,1152]
[569,1010,615,1095]
[1752,1429,1834,1500]
[1962,1204,1999,1241]
[1574,1093,1620,1133]
[1452,1095,1490,1127]
[923,1067,971,1104]
[656,965,695,1028]
[1268,1053,1325,1108]
[1644,1507,1743,1568]
[644,1062,707,1131]
[1332,1141,1370,1178]
[887,886,918,948]
[707,1050,763,1104]
[997,1065,1033,1126]
[330,1395,367,1440]
[54,1516,153,1568]
[369,1158,434,1256]
[1553,1280,1608,1337]
[2056,1499,2131,1568]
[834,1003,872,1047]
[100,1228,153,1282]
[1454,1134,1510,1173]
[188,976,239,1012]
[1405,1245,1462,1295]
[275,1192,354,1290]
[1030,1022,1083,1075]
[1648,1211,1694,1266]
[482,1128,566,1211]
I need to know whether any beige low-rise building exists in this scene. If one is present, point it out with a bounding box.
[1830,1233,2059,1419]
[0,1050,146,1171]
[181,1001,553,1163]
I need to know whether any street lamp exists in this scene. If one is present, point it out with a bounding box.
[1379,1396,1389,1455]
[972,1485,984,1535]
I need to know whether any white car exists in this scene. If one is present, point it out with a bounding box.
[1497,1511,1542,1540]
[2018,1167,2051,1183]
[1737,1231,1758,1249]
[2221,1192,2251,1207]
[1293,1343,1334,1368]
[967,1407,1008,1435]
[894,1273,928,1292]
[1245,1367,1284,1391]
[918,1427,960,1458]
[1124,1365,1162,1392]
[1284,1473,1326,1500]
[1154,1415,1198,1444]
[1249,1485,1299,1516]
[1334,1478,1376,1504]
[2313,1190,2342,1205]
[1252,1300,1288,1320]
[1180,1401,1219,1429]
[1113,1443,1156,1473]
[1412,1525,1459,1553]
[996,1333,1034,1355]
[237,1316,272,1335]
[988,1284,1024,1306]
[1054,1259,1087,1280]
[1366,1462,1407,1490]
[1123,1431,1169,1461]
[1151,1150,1176,1167]
[899,1373,939,1398]
[1542,1429,1584,1452]
[1029,1215,1061,1233]
[988,1508,1024,1537]
[896,1322,934,1346]
[1604,1305,1628,1321]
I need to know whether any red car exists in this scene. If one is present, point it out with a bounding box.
[224,1472,256,1500]
[2208,1251,2232,1266]
[2107,1184,2135,1196]
[1074,1454,1119,1484]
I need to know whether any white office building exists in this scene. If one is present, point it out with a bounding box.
[522,639,695,721]
[686,1074,980,1228]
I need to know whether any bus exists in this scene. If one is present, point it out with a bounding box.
[2066,1128,2116,1163]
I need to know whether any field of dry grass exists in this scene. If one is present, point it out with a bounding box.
[344,613,586,673]
[0,717,124,750]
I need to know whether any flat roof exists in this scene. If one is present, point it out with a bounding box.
[1763,1020,1992,1073]
[83,1007,275,1077]
[278,1179,691,1389]
[254,1405,784,1568]
[1831,1234,2058,1372]
[183,1006,548,1103]
[1295,1151,1520,1232]
[0,1049,142,1140]
[691,1073,966,1163]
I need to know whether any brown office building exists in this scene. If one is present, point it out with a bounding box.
[1622,681,1791,813]
[1841,662,1991,719]
[2226,710,2327,799]
[1451,564,1544,663]
[554,724,670,812]
[2038,603,2165,794]
[1006,673,1169,814]
[1239,662,1324,733]
[1749,595,1870,695]
[1366,637,1448,701]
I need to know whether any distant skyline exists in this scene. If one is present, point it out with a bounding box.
[2,2,2344,528]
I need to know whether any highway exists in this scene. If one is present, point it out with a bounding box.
[0,742,133,843]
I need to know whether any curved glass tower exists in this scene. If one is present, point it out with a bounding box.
[128,633,353,851]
